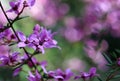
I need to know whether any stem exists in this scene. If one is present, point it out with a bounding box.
[0,1,45,81]
[83,78,86,81]
[106,71,118,81]
[11,3,26,24]
[0,1,11,24]
[0,1,36,70]
[14,50,41,70]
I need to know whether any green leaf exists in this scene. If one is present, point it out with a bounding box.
[112,75,120,79]
[102,53,112,64]
[115,49,120,53]
[97,76,103,81]
[16,16,29,21]
[106,63,113,67]
[112,52,117,59]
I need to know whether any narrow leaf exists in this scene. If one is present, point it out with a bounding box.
[97,76,103,81]
[112,52,117,59]
[115,49,120,53]
[112,75,120,79]
[16,16,29,21]
[102,53,112,64]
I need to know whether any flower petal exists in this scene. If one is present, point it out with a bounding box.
[17,31,26,42]
[18,42,26,47]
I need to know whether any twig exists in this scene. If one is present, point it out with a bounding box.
[0,1,36,70]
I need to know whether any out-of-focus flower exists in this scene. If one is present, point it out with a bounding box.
[48,69,73,81]
[75,67,98,80]
[0,45,9,56]
[0,56,9,66]
[29,0,69,26]
[39,60,48,74]
[0,24,17,45]
[19,0,36,7]
[0,10,7,24]
[7,0,36,15]
[27,57,38,68]
[0,52,22,66]
[13,67,22,76]
[63,16,84,42]
[117,58,120,66]
[84,40,108,69]
[9,52,20,63]
[63,58,86,71]
[106,10,120,37]
[27,70,41,81]
[7,1,20,14]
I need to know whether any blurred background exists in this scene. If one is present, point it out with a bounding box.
[1,0,120,81]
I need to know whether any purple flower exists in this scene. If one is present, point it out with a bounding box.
[28,24,59,54]
[39,60,48,74]
[117,58,120,66]
[17,24,59,54]
[9,52,20,64]
[0,24,16,42]
[17,31,28,47]
[20,0,35,7]
[0,52,21,66]
[0,56,9,66]
[29,0,69,26]
[7,0,35,14]
[7,1,20,14]
[33,24,41,34]
[27,57,38,68]
[89,67,98,77]
[27,0,36,6]
[47,69,73,81]
[27,70,41,81]
[13,67,22,76]
[0,24,5,39]
[75,67,98,80]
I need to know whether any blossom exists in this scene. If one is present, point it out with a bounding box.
[28,24,59,54]
[84,40,108,69]
[47,69,73,81]
[39,60,48,74]
[17,24,59,54]
[0,56,9,66]
[19,0,36,7]
[10,52,20,61]
[7,1,20,14]
[29,0,69,26]
[17,31,28,47]
[0,24,5,39]
[26,0,36,7]
[75,67,98,80]
[117,58,120,66]
[7,0,35,14]
[27,70,41,81]
[0,52,21,66]
[27,57,38,68]
[0,45,9,56]
[13,67,22,76]
[0,24,16,43]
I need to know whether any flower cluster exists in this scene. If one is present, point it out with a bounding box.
[61,0,120,70]
[7,0,35,14]
[28,0,69,27]
[17,24,58,54]
[0,0,99,81]
[0,52,21,66]
[75,67,98,80]
[2,0,120,81]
